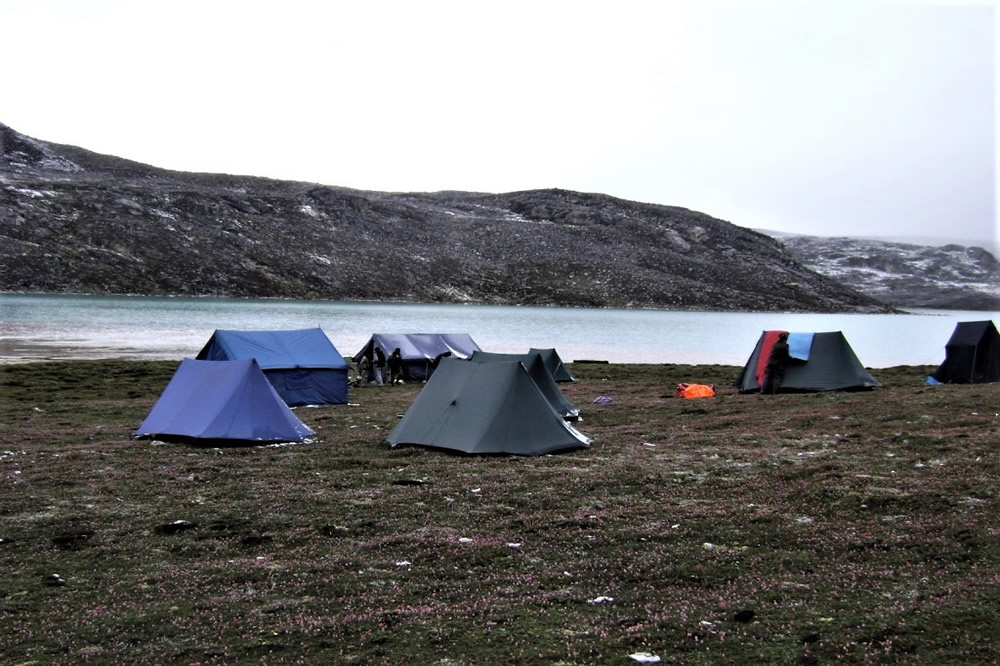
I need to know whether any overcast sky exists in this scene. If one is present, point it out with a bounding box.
[2,0,997,247]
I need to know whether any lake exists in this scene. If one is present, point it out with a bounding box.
[1,293,997,367]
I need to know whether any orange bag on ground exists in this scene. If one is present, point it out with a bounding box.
[674,383,717,399]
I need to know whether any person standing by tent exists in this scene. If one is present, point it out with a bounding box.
[356,354,370,386]
[761,332,790,394]
[388,348,404,385]
[373,346,387,385]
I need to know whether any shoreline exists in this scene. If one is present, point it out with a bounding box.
[0,351,942,376]
[0,338,187,365]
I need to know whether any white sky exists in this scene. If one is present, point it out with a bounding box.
[2,0,997,247]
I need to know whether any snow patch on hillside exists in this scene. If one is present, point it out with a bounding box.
[775,234,1000,310]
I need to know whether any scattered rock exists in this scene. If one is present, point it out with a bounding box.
[154,520,196,535]
[240,534,274,547]
[391,478,427,486]
[51,530,95,549]
[319,524,350,537]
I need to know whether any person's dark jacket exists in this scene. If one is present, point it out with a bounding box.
[767,339,790,368]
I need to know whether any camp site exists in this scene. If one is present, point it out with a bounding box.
[1,323,998,664]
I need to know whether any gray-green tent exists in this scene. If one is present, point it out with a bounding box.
[528,348,577,382]
[386,358,591,456]
[467,351,580,420]
[735,330,881,393]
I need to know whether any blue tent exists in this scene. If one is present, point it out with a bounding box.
[134,359,314,443]
[196,328,348,406]
[353,333,481,382]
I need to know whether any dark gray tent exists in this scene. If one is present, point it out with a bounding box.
[528,348,577,382]
[467,351,580,420]
[735,330,881,393]
[931,320,1000,384]
[386,358,591,455]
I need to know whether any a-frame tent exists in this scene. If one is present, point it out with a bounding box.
[134,358,314,443]
[931,320,1000,384]
[196,328,348,406]
[386,358,591,455]
[353,333,481,382]
[467,350,580,420]
[735,330,881,393]
[529,348,577,382]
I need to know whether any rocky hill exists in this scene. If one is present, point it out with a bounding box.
[1,122,889,312]
[779,235,1000,311]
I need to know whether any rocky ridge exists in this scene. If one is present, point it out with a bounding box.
[1,122,891,312]
[779,235,999,311]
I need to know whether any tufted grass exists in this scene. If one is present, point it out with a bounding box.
[0,360,997,664]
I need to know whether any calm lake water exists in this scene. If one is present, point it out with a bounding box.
[1,293,997,367]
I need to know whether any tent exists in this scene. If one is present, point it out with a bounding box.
[196,328,348,406]
[471,348,576,382]
[931,320,1000,384]
[386,358,591,455]
[530,347,576,382]
[467,350,581,419]
[353,333,481,382]
[735,330,881,393]
[134,358,314,443]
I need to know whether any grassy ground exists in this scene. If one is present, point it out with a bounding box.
[0,360,997,665]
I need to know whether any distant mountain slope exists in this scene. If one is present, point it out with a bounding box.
[1,122,888,312]
[778,234,1000,310]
